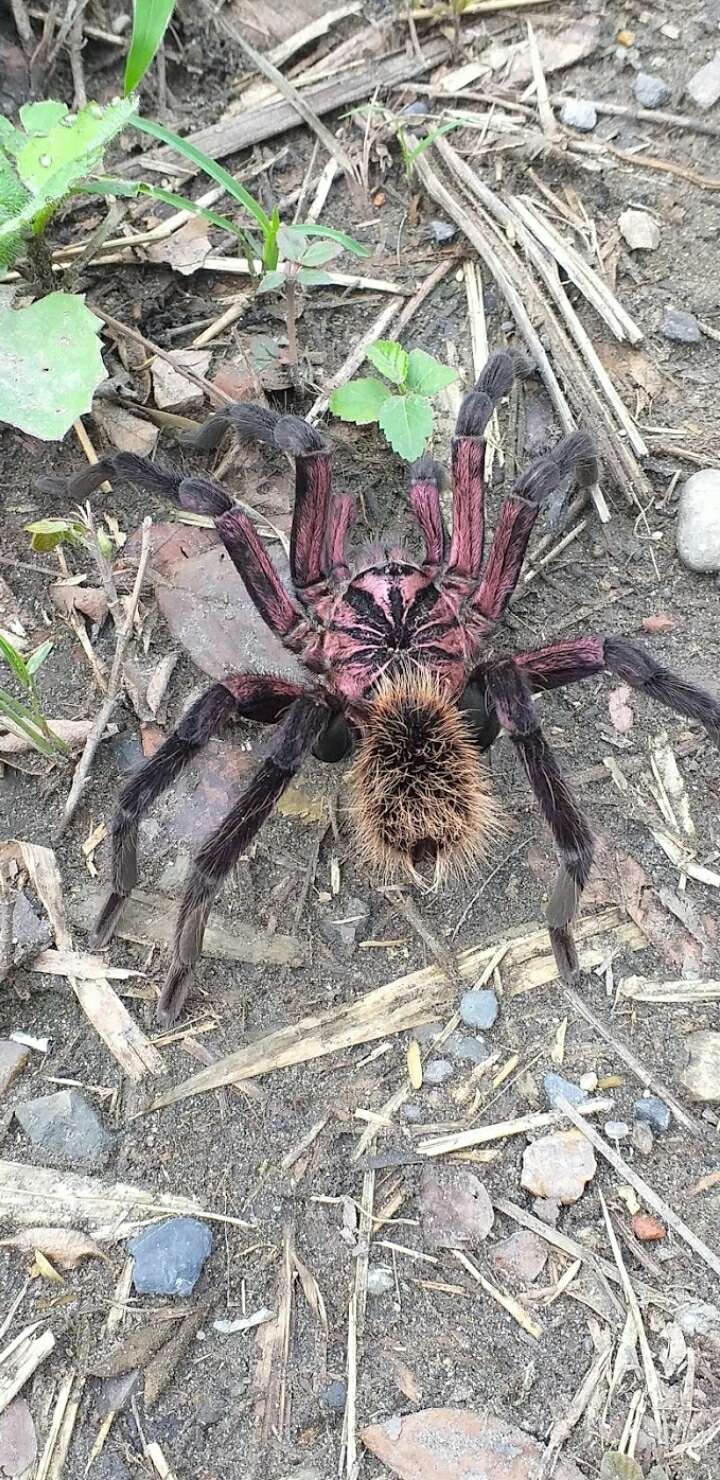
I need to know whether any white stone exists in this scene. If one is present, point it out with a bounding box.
[560,98,597,131]
[618,208,660,250]
[676,469,720,572]
[688,50,720,110]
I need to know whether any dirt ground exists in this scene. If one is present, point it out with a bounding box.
[1,1,720,1477]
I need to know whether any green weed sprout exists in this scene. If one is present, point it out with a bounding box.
[0,634,70,759]
[329,339,457,461]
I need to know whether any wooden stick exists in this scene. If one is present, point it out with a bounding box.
[493,1197,670,1309]
[557,1098,720,1281]
[599,1192,667,1447]
[453,1250,541,1339]
[417,1096,613,1156]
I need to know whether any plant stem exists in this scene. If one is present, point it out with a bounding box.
[285,278,298,367]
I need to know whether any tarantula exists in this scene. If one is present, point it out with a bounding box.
[41,351,720,1025]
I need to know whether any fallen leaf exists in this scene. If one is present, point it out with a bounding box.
[0,718,98,755]
[0,1398,37,1478]
[420,1165,494,1249]
[50,583,108,624]
[641,614,674,635]
[276,784,326,823]
[87,1322,176,1378]
[0,1226,107,1269]
[362,1408,585,1479]
[32,1248,64,1282]
[631,1213,666,1242]
[608,685,634,733]
[151,350,211,412]
[617,851,702,974]
[390,1356,423,1405]
[503,17,600,86]
[146,217,212,276]
[93,402,158,457]
[140,722,165,758]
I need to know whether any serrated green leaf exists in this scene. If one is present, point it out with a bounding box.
[0,293,106,441]
[405,347,458,396]
[330,377,389,425]
[296,266,333,286]
[0,633,31,689]
[298,238,343,266]
[257,270,285,294]
[124,0,177,95]
[25,517,87,550]
[19,101,68,134]
[367,339,409,386]
[292,222,371,258]
[378,392,434,460]
[25,639,54,677]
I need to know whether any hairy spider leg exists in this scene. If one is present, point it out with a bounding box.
[91,674,307,952]
[215,507,310,652]
[486,660,594,982]
[446,350,518,584]
[407,456,447,575]
[514,635,720,743]
[324,494,357,585]
[158,694,328,1025]
[472,432,598,622]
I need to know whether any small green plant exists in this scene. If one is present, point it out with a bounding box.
[0,634,70,758]
[330,339,457,461]
[257,225,349,365]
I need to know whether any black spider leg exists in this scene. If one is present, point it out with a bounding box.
[158,694,328,1025]
[91,675,307,951]
[485,660,594,982]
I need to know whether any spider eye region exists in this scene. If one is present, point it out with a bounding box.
[349,670,504,877]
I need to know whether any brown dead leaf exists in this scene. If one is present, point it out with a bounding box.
[362,1408,585,1480]
[93,402,159,457]
[87,1321,177,1378]
[641,614,675,635]
[390,1356,423,1406]
[0,719,96,755]
[276,785,326,824]
[608,685,634,734]
[420,1166,494,1250]
[50,583,108,625]
[503,17,600,86]
[0,1398,37,1478]
[146,217,212,276]
[0,1225,109,1269]
[617,851,702,973]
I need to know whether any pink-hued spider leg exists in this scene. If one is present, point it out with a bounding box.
[91,674,310,951]
[407,455,447,575]
[446,351,518,583]
[473,431,598,621]
[324,494,357,586]
[273,415,334,600]
[157,694,328,1025]
[486,660,594,982]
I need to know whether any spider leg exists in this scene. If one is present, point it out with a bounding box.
[325,494,356,586]
[91,674,307,951]
[513,635,720,744]
[472,432,598,621]
[446,351,518,583]
[158,693,328,1025]
[407,455,448,575]
[485,660,594,982]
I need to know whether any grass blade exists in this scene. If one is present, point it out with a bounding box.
[83,178,258,261]
[0,693,60,758]
[0,633,31,690]
[124,0,177,96]
[131,116,273,237]
[292,223,371,258]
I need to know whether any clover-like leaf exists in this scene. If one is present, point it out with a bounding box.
[0,293,106,441]
[378,392,434,460]
[25,517,87,551]
[277,225,310,264]
[330,377,389,425]
[296,267,333,286]
[406,347,458,396]
[299,238,343,266]
[257,269,285,294]
[367,339,409,386]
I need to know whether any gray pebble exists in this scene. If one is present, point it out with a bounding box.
[676,469,720,573]
[604,1120,630,1140]
[532,1197,560,1226]
[320,896,369,950]
[413,1021,444,1045]
[320,1379,347,1414]
[15,1088,112,1171]
[543,1073,587,1110]
[367,1265,394,1296]
[662,307,702,344]
[428,219,457,243]
[424,1058,453,1086]
[688,50,720,110]
[559,98,597,131]
[632,1120,654,1155]
[401,1101,423,1122]
[633,71,672,108]
[459,987,498,1031]
[634,1095,671,1134]
[128,1216,211,1296]
[446,1031,489,1065]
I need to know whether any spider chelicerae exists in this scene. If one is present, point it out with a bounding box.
[42,351,720,1025]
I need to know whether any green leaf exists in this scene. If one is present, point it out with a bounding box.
[292,223,371,258]
[257,270,285,294]
[25,639,54,676]
[82,176,256,254]
[367,339,409,386]
[277,224,309,264]
[405,347,457,396]
[0,293,106,441]
[124,0,177,95]
[25,517,87,550]
[19,101,69,134]
[378,393,434,460]
[263,207,280,270]
[329,377,389,425]
[0,633,31,689]
[298,238,343,266]
[131,117,273,238]
[296,266,333,286]
[0,692,66,758]
[403,120,462,171]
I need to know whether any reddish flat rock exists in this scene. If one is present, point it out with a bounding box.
[362,1408,585,1480]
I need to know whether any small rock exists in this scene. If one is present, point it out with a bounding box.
[362,1408,585,1480]
[95,1371,140,1417]
[446,1032,489,1065]
[681,1030,720,1101]
[490,1230,548,1282]
[543,1073,587,1109]
[632,1121,654,1155]
[676,1300,720,1335]
[12,890,52,961]
[15,1088,112,1170]
[631,1212,666,1242]
[459,988,498,1031]
[0,1398,37,1477]
[195,1399,223,1428]
[320,896,369,950]
[401,1102,423,1123]
[618,208,660,250]
[0,1040,29,1097]
[423,1058,453,1086]
[427,219,457,243]
[151,350,212,412]
[662,306,702,344]
[367,1265,395,1296]
[579,1071,598,1092]
[521,1130,596,1204]
[600,1454,643,1480]
[420,1165,494,1249]
[559,98,597,131]
[676,470,720,574]
[413,1021,444,1045]
[320,1379,347,1414]
[604,1120,630,1140]
[128,1217,211,1296]
[687,50,720,110]
[633,1095,671,1133]
[532,1197,560,1225]
[633,72,671,108]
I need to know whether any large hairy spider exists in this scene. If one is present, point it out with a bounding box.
[43,352,720,1025]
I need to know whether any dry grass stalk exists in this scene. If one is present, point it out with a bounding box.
[418,1096,612,1156]
[620,977,720,1003]
[558,1098,720,1281]
[538,1343,611,1478]
[35,1369,82,1480]
[343,1169,375,1476]
[0,1159,253,1238]
[453,1250,541,1339]
[599,1192,667,1447]
[493,1197,670,1311]
[19,842,164,1082]
[0,1324,55,1417]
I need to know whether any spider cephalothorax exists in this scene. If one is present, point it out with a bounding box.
[41,350,720,1025]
